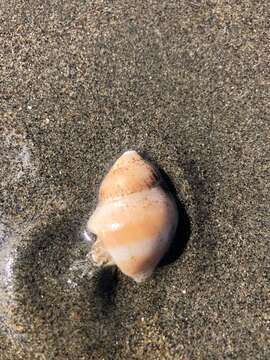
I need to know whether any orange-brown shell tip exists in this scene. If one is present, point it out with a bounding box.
[99,150,159,201]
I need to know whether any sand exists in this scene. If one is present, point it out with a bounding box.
[0,1,269,359]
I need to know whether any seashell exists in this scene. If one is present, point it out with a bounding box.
[87,150,178,282]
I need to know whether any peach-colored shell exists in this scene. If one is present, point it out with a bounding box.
[87,150,178,282]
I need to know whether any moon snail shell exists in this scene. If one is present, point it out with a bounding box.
[87,150,178,283]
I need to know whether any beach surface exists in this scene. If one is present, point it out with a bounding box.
[0,1,269,359]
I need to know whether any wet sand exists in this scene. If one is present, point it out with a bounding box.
[0,1,269,359]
